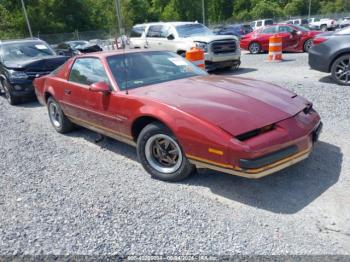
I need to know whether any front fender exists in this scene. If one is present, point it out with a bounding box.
[130,101,241,166]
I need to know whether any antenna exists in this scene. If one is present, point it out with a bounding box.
[122,37,128,95]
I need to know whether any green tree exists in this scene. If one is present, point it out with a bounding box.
[250,0,284,19]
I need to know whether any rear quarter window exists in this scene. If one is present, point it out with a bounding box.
[130,27,145,38]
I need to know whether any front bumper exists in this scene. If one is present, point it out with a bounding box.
[205,59,241,71]
[7,81,36,98]
[308,47,331,73]
[189,122,322,179]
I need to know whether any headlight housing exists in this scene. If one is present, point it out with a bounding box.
[194,42,208,52]
[9,70,28,80]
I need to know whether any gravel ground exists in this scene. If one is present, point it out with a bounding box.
[0,52,349,257]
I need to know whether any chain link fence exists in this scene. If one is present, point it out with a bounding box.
[38,29,119,45]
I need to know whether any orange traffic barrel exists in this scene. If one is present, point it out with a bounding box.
[186,47,205,69]
[268,35,283,62]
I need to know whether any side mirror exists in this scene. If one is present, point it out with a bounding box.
[167,34,175,40]
[89,82,110,94]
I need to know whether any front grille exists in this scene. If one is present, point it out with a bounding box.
[211,40,236,54]
[26,71,51,80]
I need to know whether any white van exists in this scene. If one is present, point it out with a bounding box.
[129,22,241,71]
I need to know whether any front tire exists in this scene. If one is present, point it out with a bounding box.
[47,97,74,133]
[331,54,350,86]
[249,42,261,54]
[320,25,327,32]
[1,79,20,105]
[137,123,194,181]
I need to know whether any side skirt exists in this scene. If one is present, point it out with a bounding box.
[66,114,136,147]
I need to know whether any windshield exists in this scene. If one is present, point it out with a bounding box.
[2,41,55,62]
[176,24,213,38]
[107,51,207,90]
[336,27,350,35]
[292,25,310,32]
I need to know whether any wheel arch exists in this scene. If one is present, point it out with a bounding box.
[176,50,187,57]
[131,115,173,142]
[329,51,350,72]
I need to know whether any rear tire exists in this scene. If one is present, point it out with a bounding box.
[249,42,261,54]
[331,54,350,86]
[320,25,327,32]
[303,39,313,52]
[47,97,74,133]
[137,122,194,181]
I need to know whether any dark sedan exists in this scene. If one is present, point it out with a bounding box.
[213,24,253,38]
[55,41,102,57]
[0,39,68,105]
[309,27,350,86]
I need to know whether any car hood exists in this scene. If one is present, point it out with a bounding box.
[187,34,238,43]
[132,75,309,136]
[3,56,69,72]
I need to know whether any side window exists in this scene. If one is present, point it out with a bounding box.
[262,26,277,34]
[257,21,262,27]
[278,26,293,33]
[160,25,170,38]
[146,25,163,38]
[69,58,109,86]
[130,26,145,38]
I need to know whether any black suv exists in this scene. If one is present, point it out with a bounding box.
[0,39,68,105]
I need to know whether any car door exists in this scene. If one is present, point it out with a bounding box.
[62,57,115,127]
[259,26,278,50]
[277,25,300,50]
[145,25,165,50]
[160,25,180,52]
[129,26,146,48]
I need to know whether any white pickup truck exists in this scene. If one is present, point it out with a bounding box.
[129,22,241,71]
[308,18,337,31]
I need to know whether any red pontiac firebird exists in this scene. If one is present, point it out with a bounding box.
[33,50,322,181]
[240,24,321,54]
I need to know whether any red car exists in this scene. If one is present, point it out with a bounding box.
[34,50,322,181]
[240,24,321,54]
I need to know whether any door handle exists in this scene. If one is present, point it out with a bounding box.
[64,89,71,95]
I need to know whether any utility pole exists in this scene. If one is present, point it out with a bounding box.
[202,0,205,25]
[308,0,312,19]
[21,0,33,38]
[115,0,123,34]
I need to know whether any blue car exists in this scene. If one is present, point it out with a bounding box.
[213,24,253,38]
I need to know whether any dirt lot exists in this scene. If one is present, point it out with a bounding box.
[0,52,349,256]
